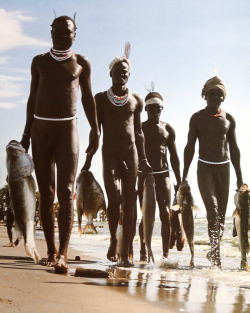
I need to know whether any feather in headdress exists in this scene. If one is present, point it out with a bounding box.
[124,42,131,59]
[53,9,57,18]
[73,12,77,22]
[144,81,155,93]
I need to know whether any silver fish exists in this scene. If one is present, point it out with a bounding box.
[76,170,106,234]
[233,184,250,271]
[142,173,156,263]
[172,181,198,267]
[6,140,41,262]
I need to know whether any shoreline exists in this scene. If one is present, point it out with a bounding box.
[0,224,176,313]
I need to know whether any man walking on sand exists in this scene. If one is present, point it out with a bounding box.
[182,76,243,268]
[91,43,151,267]
[137,90,181,261]
[21,15,99,273]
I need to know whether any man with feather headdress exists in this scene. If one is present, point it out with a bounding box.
[87,43,151,267]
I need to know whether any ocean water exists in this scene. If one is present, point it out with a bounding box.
[37,216,250,313]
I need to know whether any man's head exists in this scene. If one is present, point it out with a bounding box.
[202,76,226,100]
[51,16,76,50]
[110,61,130,87]
[202,76,226,109]
[145,92,164,122]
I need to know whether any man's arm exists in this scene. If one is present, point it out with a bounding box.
[79,56,100,157]
[227,114,243,189]
[166,125,181,188]
[133,95,152,173]
[182,115,198,182]
[20,57,39,152]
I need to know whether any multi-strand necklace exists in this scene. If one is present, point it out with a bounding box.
[205,107,221,117]
[107,87,130,106]
[50,48,72,61]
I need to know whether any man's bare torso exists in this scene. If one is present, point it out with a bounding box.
[192,109,232,162]
[34,53,83,118]
[142,120,170,171]
[96,91,140,158]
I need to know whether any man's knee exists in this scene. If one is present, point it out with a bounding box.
[206,207,218,222]
[57,185,74,206]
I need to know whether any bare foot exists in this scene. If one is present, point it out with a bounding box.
[4,242,15,247]
[107,242,117,262]
[42,253,57,267]
[54,255,69,274]
[117,259,134,268]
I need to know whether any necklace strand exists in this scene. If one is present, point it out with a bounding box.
[205,107,221,117]
[50,48,72,61]
[107,87,130,106]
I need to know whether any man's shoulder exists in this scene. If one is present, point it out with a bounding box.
[75,54,90,67]
[33,52,50,62]
[95,91,107,101]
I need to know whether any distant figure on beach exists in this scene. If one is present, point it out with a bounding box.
[138,90,181,261]
[92,43,151,267]
[20,15,99,273]
[182,76,243,268]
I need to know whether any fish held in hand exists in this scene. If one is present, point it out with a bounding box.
[6,140,41,262]
[172,181,198,267]
[142,173,156,263]
[233,184,250,271]
[76,170,106,234]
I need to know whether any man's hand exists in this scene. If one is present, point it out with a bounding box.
[141,159,152,174]
[85,129,100,156]
[20,135,30,152]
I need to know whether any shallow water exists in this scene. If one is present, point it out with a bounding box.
[37,217,250,313]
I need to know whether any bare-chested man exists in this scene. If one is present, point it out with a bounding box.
[20,16,99,273]
[182,76,243,268]
[138,91,181,261]
[93,50,151,267]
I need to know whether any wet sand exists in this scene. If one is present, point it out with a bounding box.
[0,224,175,313]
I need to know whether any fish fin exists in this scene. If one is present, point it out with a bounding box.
[172,205,181,211]
[232,208,239,217]
[25,245,41,263]
[192,205,200,212]
[82,223,97,234]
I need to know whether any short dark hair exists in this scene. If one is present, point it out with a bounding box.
[51,16,77,30]
[145,92,163,102]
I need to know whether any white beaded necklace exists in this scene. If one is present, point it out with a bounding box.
[50,48,72,61]
[107,87,130,106]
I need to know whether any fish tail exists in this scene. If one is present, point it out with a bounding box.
[147,249,155,264]
[82,223,97,234]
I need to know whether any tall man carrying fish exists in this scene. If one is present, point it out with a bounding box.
[92,43,151,267]
[20,15,100,273]
[138,91,181,261]
[182,76,243,268]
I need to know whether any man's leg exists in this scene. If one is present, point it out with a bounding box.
[55,120,79,273]
[197,163,221,267]
[155,174,171,258]
[103,153,121,262]
[137,173,147,261]
[120,146,138,266]
[216,164,230,241]
[32,122,56,266]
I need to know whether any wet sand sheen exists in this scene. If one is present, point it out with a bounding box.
[1,221,250,313]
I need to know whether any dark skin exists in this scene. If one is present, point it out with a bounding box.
[21,18,99,273]
[94,61,151,267]
[138,102,181,260]
[183,88,243,267]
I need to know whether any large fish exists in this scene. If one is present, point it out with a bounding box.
[233,184,250,271]
[142,172,156,263]
[172,181,198,267]
[75,170,106,234]
[6,140,41,262]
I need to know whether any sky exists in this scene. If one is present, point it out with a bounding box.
[0,0,250,217]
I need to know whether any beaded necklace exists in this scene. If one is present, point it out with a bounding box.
[205,107,221,117]
[107,87,130,106]
[50,48,72,61]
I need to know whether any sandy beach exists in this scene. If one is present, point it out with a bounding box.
[0,224,176,313]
